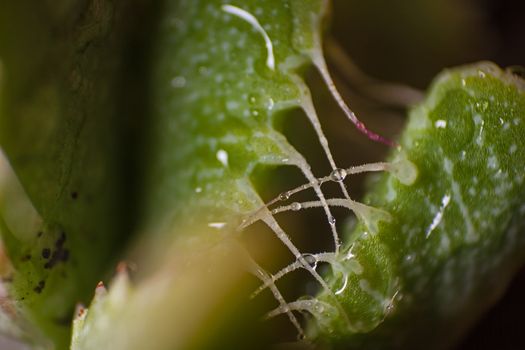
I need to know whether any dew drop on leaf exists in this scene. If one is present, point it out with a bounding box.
[279,191,291,201]
[290,202,302,211]
[300,253,318,270]
[330,168,347,182]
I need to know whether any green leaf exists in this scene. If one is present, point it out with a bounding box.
[2,1,524,349]
[143,0,329,234]
[0,1,140,347]
[311,63,525,349]
[0,0,333,348]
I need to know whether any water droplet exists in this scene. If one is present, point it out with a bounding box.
[478,70,486,78]
[434,119,447,128]
[248,95,257,104]
[250,109,259,117]
[301,253,318,269]
[271,209,278,215]
[328,216,336,225]
[290,202,302,211]
[216,149,229,167]
[330,168,347,182]
[278,191,291,201]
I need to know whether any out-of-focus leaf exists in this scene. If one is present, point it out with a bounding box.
[0,1,142,347]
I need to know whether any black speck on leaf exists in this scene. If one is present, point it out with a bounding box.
[42,248,51,259]
[33,280,45,294]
